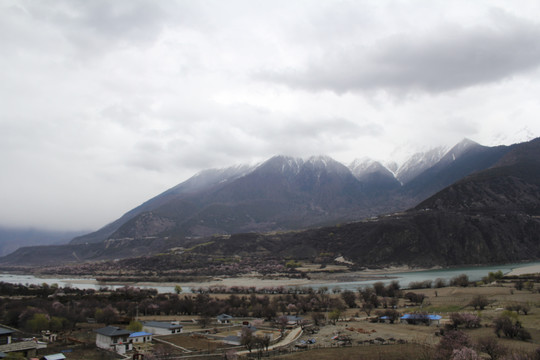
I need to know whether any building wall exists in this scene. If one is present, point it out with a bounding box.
[96,334,132,354]
[131,335,152,343]
[143,326,181,335]
[96,333,113,350]
[0,335,11,345]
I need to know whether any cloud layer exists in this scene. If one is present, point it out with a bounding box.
[1,0,540,230]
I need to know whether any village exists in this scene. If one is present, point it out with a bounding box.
[0,270,539,359]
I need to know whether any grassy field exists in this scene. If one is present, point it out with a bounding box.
[268,343,430,360]
[284,281,540,359]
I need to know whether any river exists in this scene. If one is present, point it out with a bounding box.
[1,261,538,294]
[309,261,540,292]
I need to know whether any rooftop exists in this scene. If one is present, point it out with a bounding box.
[129,332,152,338]
[41,354,66,360]
[0,327,14,336]
[94,326,131,337]
[143,321,183,330]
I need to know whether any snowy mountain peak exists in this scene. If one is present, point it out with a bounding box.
[256,155,305,175]
[349,157,375,170]
[304,155,350,175]
[166,163,255,196]
[445,138,480,160]
[349,157,396,181]
[395,146,449,184]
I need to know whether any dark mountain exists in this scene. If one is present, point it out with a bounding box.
[157,137,540,268]
[395,145,448,184]
[109,155,372,240]
[71,164,254,244]
[1,138,531,268]
[72,140,512,247]
[0,227,84,257]
[349,158,401,194]
[402,139,512,203]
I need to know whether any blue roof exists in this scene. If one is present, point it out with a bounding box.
[129,332,152,338]
[401,314,441,320]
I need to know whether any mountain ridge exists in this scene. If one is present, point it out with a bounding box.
[69,138,513,245]
[2,137,539,268]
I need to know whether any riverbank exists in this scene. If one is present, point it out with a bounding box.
[1,261,539,293]
[507,264,540,276]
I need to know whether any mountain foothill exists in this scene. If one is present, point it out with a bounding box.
[2,137,540,269]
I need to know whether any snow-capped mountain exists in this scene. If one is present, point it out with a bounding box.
[395,146,449,184]
[7,138,540,268]
[71,138,516,245]
[349,157,395,181]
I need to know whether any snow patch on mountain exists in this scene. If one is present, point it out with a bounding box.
[349,157,394,179]
[395,146,449,184]
[305,155,351,175]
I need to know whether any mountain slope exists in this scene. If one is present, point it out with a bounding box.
[402,139,512,202]
[349,158,401,194]
[3,138,539,268]
[179,138,540,267]
[74,139,512,246]
[110,155,372,239]
[71,164,254,244]
[395,146,448,184]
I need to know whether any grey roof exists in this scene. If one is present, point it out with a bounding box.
[217,314,233,319]
[0,327,14,336]
[41,354,66,360]
[94,326,131,337]
[0,340,40,353]
[143,321,183,330]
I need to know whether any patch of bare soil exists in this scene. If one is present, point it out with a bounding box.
[296,320,438,349]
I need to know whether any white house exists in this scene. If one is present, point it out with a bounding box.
[217,314,233,324]
[94,326,132,355]
[142,321,183,335]
[128,331,153,344]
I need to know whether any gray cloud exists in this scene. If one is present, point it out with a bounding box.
[260,12,540,94]
[2,1,540,231]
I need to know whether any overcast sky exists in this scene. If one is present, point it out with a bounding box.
[2,0,540,231]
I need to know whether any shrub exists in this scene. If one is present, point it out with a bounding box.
[469,295,489,310]
[450,313,481,329]
[435,330,472,360]
[476,336,507,360]
[435,278,447,288]
[341,290,357,308]
[505,303,530,315]
[451,347,480,360]
[451,274,470,287]
[493,315,530,341]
